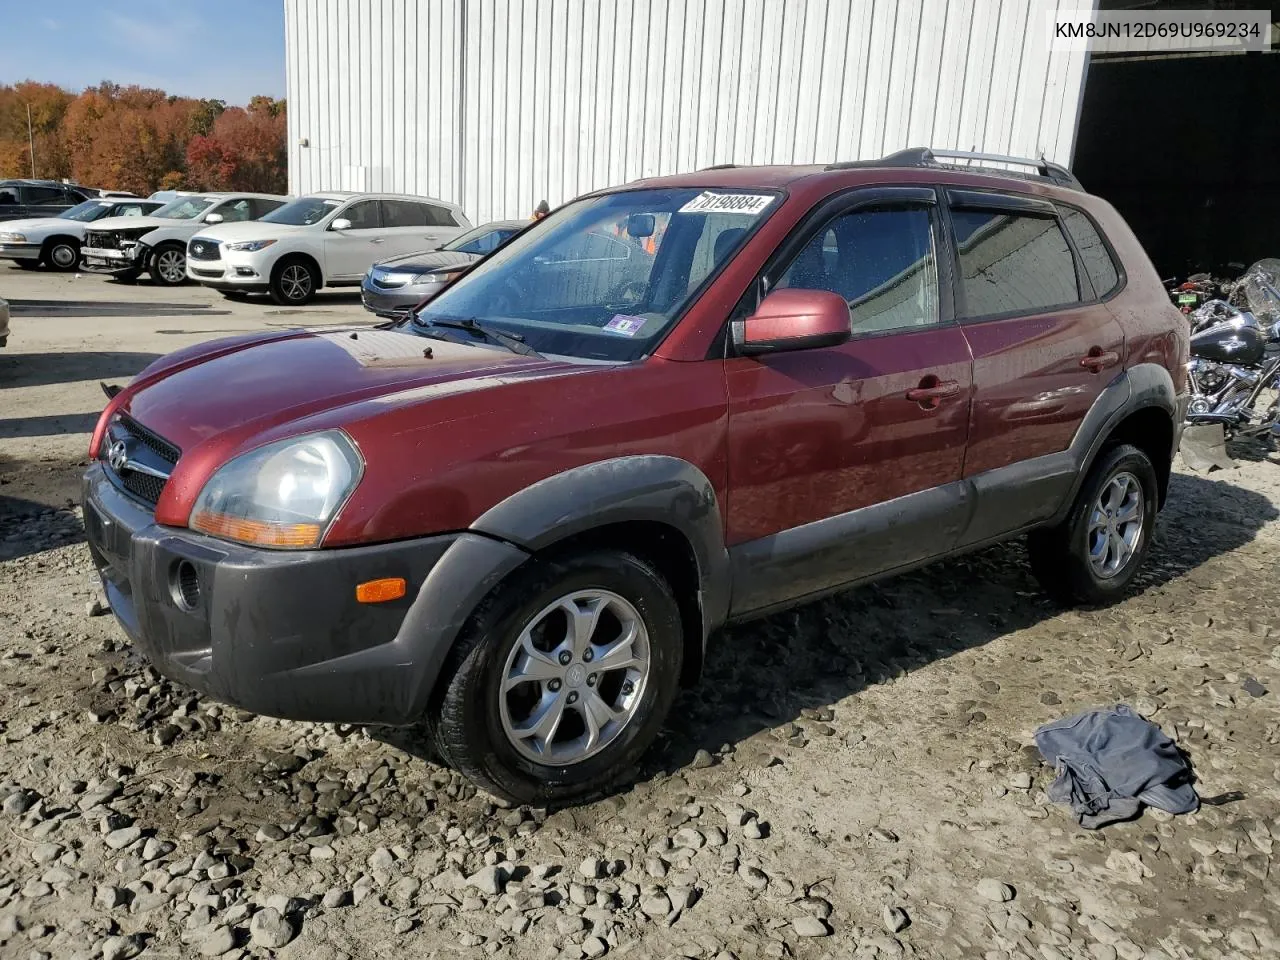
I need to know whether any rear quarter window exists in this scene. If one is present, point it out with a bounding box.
[1060,207,1121,299]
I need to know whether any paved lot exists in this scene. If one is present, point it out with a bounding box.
[1,263,1279,960]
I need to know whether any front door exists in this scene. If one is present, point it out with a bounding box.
[325,199,388,280]
[725,189,974,616]
[946,190,1126,545]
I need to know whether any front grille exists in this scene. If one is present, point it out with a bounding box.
[188,239,220,261]
[370,270,406,289]
[105,415,181,508]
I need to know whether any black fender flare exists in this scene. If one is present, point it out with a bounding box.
[470,455,732,644]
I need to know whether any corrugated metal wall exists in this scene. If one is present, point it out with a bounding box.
[286,0,1092,223]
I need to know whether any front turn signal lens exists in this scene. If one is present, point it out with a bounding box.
[356,578,406,604]
[190,511,322,549]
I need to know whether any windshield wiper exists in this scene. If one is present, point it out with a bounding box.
[415,316,544,359]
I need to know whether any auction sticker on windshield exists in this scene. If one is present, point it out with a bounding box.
[603,314,647,337]
[678,192,775,215]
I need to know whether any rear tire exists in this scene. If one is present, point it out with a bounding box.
[270,258,319,305]
[1028,444,1158,605]
[431,549,684,805]
[148,243,188,286]
[42,238,80,272]
[112,269,141,284]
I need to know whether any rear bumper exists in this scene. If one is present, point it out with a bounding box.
[82,463,529,725]
[0,242,41,261]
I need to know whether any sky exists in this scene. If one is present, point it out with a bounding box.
[2,1,286,106]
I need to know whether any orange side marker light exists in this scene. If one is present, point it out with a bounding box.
[356,577,406,604]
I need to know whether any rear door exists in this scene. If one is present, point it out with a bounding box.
[725,187,975,615]
[380,200,464,255]
[325,199,386,280]
[947,189,1125,545]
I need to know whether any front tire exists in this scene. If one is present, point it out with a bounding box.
[148,244,188,286]
[1028,443,1158,605]
[270,258,319,305]
[42,238,80,272]
[14,259,40,270]
[432,549,684,805]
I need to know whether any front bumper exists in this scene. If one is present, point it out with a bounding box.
[82,463,528,725]
[0,242,41,261]
[82,246,144,274]
[187,256,269,288]
[360,277,445,317]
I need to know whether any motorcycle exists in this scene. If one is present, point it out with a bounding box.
[1181,259,1280,465]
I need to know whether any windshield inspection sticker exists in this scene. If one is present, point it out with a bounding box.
[678,192,775,215]
[603,314,647,337]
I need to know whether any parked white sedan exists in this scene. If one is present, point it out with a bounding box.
[186,193,471,304]
[0,198,162,272]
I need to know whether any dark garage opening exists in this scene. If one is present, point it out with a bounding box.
[1073,50,1280,280]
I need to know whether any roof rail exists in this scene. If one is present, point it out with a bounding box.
[700,162,738,170]
[825,147,1082,190]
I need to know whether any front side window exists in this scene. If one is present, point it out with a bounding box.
[260,197,340,225]
[114,204,146,217]
[952,209,1079,317]
[341,200,382,229]
[1060,207,1120,299]
[775,205,940,333]
[413,188,777,361]
[216,198,254,223]
[152,197,215,220]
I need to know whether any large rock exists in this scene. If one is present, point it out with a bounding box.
[249,907,295,949]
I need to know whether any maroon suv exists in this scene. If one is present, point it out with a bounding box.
[84,148,1189,803]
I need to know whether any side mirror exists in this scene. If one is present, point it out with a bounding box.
[733,288,851,356]
[331,217,352,231]
[204,212,224,224]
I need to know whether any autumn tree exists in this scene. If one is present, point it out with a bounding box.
[185,96,287,194]
[0,82,74,179]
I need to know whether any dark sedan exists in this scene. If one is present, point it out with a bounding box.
[361,219,526,317]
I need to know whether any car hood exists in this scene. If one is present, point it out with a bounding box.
[0,216,72,233]
[101,327,592,515]
[197,220,310,242]
[86,214,187,233]
[374,249,482,273]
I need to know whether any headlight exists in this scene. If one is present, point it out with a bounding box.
[189,431,362,549]
[0,233,27,243]
[413,269,463,284]
[226,239,277,252]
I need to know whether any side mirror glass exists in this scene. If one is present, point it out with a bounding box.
[204,212,224,224]
[733,288,851,356]
[331,217,352,231]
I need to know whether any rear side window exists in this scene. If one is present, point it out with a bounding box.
[1060,207,1120,299]
[22,185,65,204]
[382,200,429,227]
[952,210,1079,318]
[424,204,459,227]
[251,198,285,218]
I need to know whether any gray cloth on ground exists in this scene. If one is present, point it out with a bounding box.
[1034,704,1199,829]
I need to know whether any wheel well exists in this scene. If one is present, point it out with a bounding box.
[41,234,80,251]
[538,521,705,686]
[1102,406,1174,506]
[272,252,324,288]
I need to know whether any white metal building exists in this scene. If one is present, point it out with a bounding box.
[285,0,1093,224]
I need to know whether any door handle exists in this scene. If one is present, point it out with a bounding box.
[370,238,386,244]
[1080,348,1119,372]
[906,377,961,409]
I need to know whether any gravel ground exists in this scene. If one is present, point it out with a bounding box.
[2,268,1280,960]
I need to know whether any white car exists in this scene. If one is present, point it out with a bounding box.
[0,197,163,271]
[185,192,472,305]
[81,193,288,286]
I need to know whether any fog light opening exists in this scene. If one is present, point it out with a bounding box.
[171,560,201,611]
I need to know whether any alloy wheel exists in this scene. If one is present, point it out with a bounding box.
[280,264,312,301]
[499,589,651,766]
[157,249,186,283]
[1087,471,1144,579]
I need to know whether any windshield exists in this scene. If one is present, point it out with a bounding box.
[152,197,214,220]
[443,224,521,255]
[412,188,777,360]
[261,196,341,226]
[60,201,110,222]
